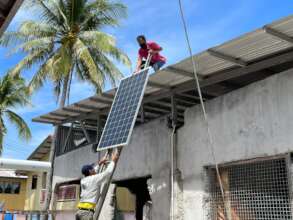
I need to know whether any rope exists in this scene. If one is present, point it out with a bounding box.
[177,0,228,217]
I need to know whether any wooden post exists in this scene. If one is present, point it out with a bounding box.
[220,170,232,220]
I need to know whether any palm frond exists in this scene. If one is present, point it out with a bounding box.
[73,38,104,89]
[8,37,55,56]
[9,48,53,76]
[80,30,131,67]
[28,49,62,93]
[5,110,31,140]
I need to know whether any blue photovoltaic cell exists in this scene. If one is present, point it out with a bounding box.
[97,69,149,150]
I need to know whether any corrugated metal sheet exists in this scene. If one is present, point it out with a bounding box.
[33,14,293,125]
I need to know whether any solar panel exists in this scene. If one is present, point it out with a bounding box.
[97,68,150,150]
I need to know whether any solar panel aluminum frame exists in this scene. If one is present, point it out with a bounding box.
[96,67,151,151]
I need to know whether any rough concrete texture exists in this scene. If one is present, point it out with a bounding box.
[53,117,172,220]
[53,68,293,220]
[174,170,184,220]
[177,68,293,219]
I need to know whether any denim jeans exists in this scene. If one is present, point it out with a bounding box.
[152,61,166,71]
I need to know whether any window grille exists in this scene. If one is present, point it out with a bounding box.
[57,184,78,201]
[206,157,292,220]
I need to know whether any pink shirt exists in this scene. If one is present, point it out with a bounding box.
[138,41,166,63]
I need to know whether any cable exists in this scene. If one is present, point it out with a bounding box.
[177,0,228,218]
[170,126,176,220]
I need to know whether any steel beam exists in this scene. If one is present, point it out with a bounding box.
[32,117,61,125]
[151,101,186,111]
[75,103,101,111]
[148,81,170,89]
[207,49,247,67]
[63,107,89,114]
[175,94,199,105]
[264,26,293,44]
[166,66,195,78]
[50,112,71,118]
[89,97,112,105]
[40,115,64,121]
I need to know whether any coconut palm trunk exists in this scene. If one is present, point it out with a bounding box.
[42,74,70,219]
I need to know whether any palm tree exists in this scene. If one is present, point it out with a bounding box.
[1,0,130,105]
[0,0,130,215]
[0,74,31,154]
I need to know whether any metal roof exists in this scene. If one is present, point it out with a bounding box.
[0,0,23,36]
[33,15,293,126]
[27,135,52,161]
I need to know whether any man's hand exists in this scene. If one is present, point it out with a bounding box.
[98,154,108,165]
[111,151,119,163]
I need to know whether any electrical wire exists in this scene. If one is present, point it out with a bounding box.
[170,126,176,220]
[177,0,228,218]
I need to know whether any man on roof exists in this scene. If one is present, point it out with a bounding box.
[76,151,119,220]
[135,35,166,73]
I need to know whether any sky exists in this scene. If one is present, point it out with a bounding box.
[0,0,293,159]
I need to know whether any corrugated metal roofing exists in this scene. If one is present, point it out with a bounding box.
[27,136,52,161]
[33,14,293,125]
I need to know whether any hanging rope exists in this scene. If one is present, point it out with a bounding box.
[177,0,228,218]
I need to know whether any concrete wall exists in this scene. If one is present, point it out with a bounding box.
[53,117,172,220]
[177,68,293,219]
[53,68,293,219]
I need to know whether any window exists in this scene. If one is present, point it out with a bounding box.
[0,182,20,194]
[32,175,38,190]
[206,157,292,220]
[57,185,78,201]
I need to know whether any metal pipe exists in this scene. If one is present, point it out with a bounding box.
[0,158,51,172]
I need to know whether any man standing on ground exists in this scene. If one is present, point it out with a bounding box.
[76,152,119,220]
[135,35,166,73]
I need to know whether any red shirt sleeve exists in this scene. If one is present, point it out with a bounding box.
[148,42,161,50]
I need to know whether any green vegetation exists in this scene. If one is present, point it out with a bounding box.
[0,74,31,154]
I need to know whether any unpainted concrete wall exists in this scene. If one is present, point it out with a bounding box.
[53,117,172,220]
[177,68,293,219]
[53,68,293,220]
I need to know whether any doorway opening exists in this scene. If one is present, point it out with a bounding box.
[114,176,152,220]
